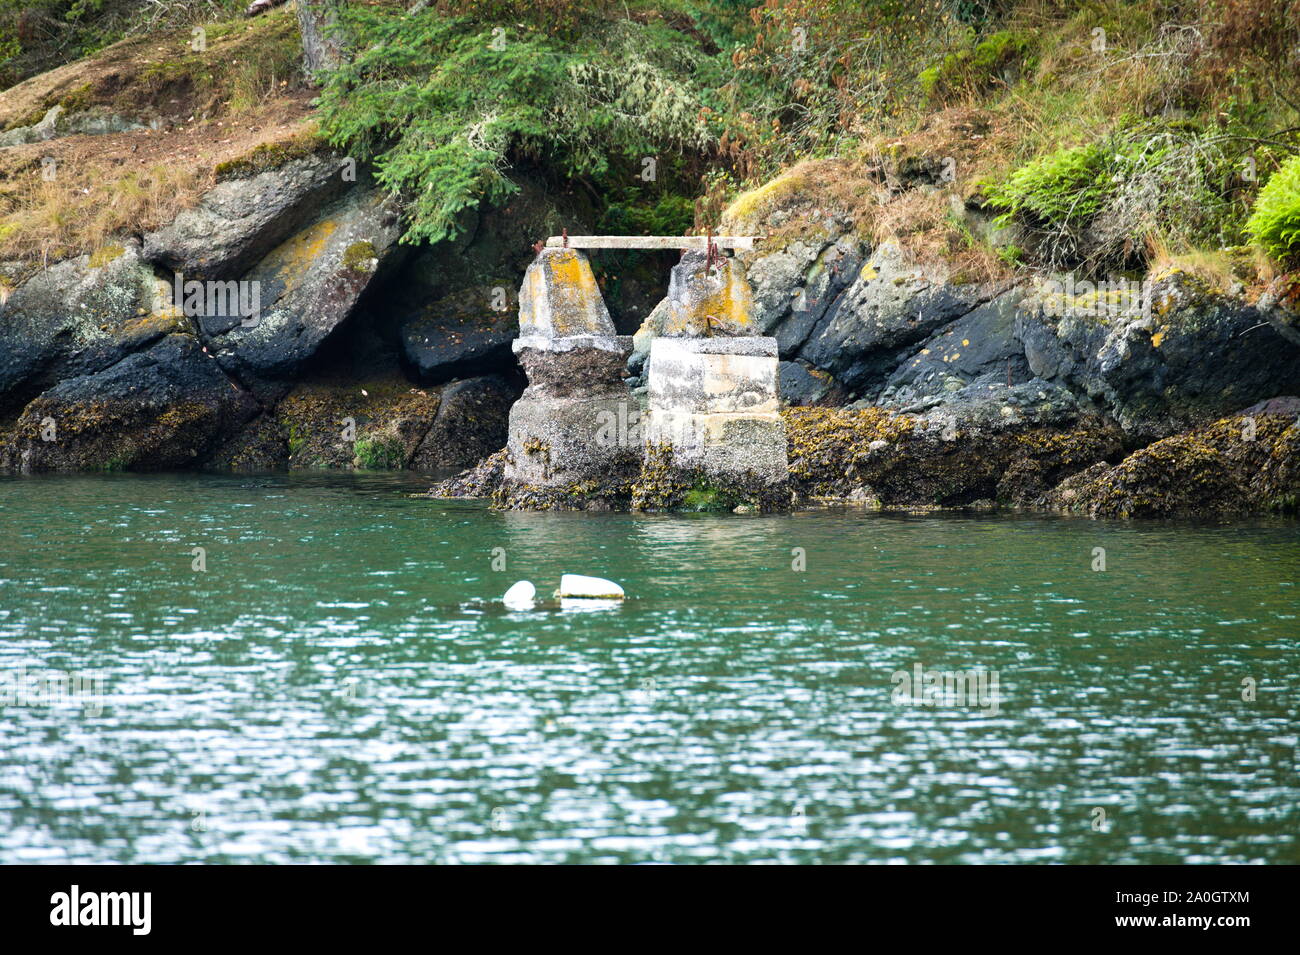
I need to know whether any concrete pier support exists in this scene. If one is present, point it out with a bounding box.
[637,250,790,510]
[644,336,786,482]
[500,248,639,507]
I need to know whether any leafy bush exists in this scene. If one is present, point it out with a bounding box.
[985,124,1249,270]
[986,143,1110,227]
[1245,155,1300,264]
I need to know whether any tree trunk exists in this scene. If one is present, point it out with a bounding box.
[295,0,349,74]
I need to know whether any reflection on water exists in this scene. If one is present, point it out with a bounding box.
[0,472,1296,863]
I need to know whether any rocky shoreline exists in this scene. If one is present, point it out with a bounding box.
[1,144,1296,520]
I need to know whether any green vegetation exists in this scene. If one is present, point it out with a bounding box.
[682,481,741,512]
[353,434,406,469]
[986,144,1109,229]
[920,29,1033,99]
[316,2,738,244]
[1245,155,1300,265]
[982,128,1246,270]
[6,0,1300,277]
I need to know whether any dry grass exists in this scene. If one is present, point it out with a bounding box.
[870,188,1009,285]
[0,9,317,263]
[719,157,881,242]
[1146,234,1279,293]
[0,157,204,264]
[0,97,315,263]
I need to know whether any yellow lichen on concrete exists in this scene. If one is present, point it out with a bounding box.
[520,247,613,337]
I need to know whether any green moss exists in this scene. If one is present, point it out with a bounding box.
[214,132,328,181]
[681,483,737,512]
[341,241,378,272]
[88,244,126,269]
[919,29,1034,100]
[286,421,305,458]
[353,435,406,470]
[918,65,941,98]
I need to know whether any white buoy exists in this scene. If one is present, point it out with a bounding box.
[502,580,536,610]
[556,573,625,600]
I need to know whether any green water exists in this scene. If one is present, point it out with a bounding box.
[0,472,1296,864]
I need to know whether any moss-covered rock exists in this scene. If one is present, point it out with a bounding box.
[1045,409,1300,517]
[273,374,441,470]
[0,239,175,416]
[0,333,257,472]
[784,405,1122,507]
[204,414,290,471]
[411,375,518,470]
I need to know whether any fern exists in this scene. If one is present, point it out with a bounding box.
[1246,155,1300,265]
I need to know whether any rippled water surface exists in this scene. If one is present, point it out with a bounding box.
[1,472,1297,863]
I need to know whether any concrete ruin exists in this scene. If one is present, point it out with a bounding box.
[640,250,790,506]
[498,247,639,506]
[501,238,789,511]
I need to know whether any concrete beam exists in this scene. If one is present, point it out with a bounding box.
[544,235,756,251]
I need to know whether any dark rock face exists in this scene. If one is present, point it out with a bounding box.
[0,242,173,415]
[779,360,851,407]
[0,162,561,475]
[1015,271,1300,440]
[196,188,403,401]
[881,290,1031,408]
[0,333,258,472]
[792,241,995,395]
[747,237,864,347]
[398,297,515,385]
[412,375,519,470]
[143,155,352,280]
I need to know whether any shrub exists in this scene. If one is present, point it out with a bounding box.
[986,142,1109,227]
[985,123,1248,270]
[1245,155,1300,265]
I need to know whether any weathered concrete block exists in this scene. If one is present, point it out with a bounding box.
[504,392,641,486]
[502,332,640,493]
[647,336,780,414]
[644,336,788,485]
[518,248,616,339]
[662,250,757,337]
